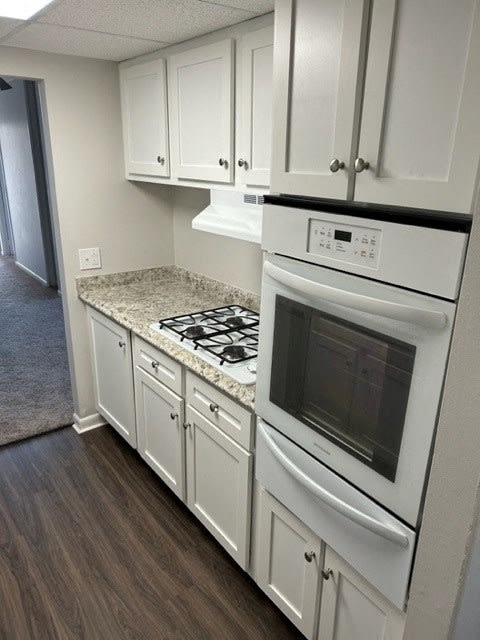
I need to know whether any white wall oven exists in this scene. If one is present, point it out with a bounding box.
[255,197,469,607]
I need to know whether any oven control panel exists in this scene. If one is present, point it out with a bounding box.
[308,219,382,268]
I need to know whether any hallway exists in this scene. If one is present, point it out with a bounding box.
[0,256,73,445]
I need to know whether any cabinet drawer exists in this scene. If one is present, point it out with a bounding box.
[186,372,253,451]
[133,335,183,395]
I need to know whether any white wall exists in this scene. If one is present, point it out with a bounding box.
[404,190,480,639]
[452,517,480,640]
[0,78,47,281]
[172,186,263,294]
[0,46,174,424]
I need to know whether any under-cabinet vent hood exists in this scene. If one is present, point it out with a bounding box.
[192,190,264,244]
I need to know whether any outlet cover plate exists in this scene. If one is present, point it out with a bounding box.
[79,247,101,270]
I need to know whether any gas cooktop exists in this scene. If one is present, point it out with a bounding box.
[150,305,259,385]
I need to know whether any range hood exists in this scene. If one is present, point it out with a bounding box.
[192,190,264,244]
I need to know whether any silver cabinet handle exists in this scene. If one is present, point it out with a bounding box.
[170,412,178,420]
[151,360,159,370]
[183,422,191,430]
[329,159,345,173]
[238,159,248,169]
[218,158,228,168]
[304,551,316,563]
[209,403,219,413]
[354,157,370,172]
[157,156,165,165]
[321,568,333,580]
[118,340,126,348]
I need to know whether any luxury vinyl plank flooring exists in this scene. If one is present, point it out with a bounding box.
[0,426,304,640]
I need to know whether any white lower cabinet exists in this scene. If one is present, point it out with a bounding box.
[256,488,322,639]
[87,308,136,448]
[318,547,406,640]
[185,405,252,569]
[134,366,185,500]
[254,488,406,640]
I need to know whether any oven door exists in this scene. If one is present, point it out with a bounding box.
[256,253,456,527]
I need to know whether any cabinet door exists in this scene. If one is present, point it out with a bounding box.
[237,26,274,188]
[270,0,368,199]
[317,547,405,640]
[355,0,480,213]
[88,309,136,447]
[256,488,321,639]
[135,366,185,500]
[185,406,252,569]
[169,40,234,183]
[120,59,169,177]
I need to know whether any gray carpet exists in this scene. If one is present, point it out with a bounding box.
[0,256,73,446]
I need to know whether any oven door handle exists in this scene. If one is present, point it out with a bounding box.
[259,422,410,548]
[264,260,447,329]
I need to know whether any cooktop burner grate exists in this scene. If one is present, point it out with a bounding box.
[159,305,259,350]
[194,326,259,364]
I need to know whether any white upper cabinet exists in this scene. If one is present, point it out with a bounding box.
[169,39,234,184]
[271,0,480,213]
[120,59,169,178]
[237,26,274,188]
[271,0,368,200]
[355,0,480,212]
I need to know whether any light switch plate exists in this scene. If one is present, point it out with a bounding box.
[79,247,101,270]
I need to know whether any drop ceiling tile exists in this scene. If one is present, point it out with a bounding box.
[202,0,274,13]
[2,23,168,62]
[38,0,255,43]
[0,17,22,39]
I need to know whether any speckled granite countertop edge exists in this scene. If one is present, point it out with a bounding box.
[76,266,259,410]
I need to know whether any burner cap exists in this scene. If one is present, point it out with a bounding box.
[222,345,248,360]
[224,316,248,328]
[184,326,207,339]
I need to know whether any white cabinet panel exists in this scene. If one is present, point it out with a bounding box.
[237,26,274,187]
[271,0,368,199]
[186,406,252,569]
[186,371,253,450]
[133,335,183,395]
[135,367,185,500]
[318,547,405,640]
[120,59,169,177]
[169,39,234,183]
[256,488,322,639]
[355,0,480,212]
[87,308,136,447]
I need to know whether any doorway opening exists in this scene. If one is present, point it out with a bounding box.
[0,77,73,445]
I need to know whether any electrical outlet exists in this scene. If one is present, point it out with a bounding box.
[79,247,102,270]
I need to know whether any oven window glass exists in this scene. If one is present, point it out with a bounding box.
[270,296,416,481]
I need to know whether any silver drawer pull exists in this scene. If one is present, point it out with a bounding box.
[329,158,345,173]
[170,412,178,421]
[354,157,370,173]
[151,361,159,370]
[209,403,219,413]
[118,340,126,348]
[304,551,316,563]
[321,568,334,580]
[183,422,191,430]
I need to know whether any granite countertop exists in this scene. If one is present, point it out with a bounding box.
[77,266,260,410]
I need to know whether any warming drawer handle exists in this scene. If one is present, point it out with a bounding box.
[264,261,447,329]
[259,422,410,548]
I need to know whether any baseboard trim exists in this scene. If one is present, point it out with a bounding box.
[14,260,48,286]
[73,412,107,434]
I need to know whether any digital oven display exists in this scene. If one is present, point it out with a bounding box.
[334,229,352,242]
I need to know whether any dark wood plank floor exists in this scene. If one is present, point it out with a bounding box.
[0,426,305,640]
